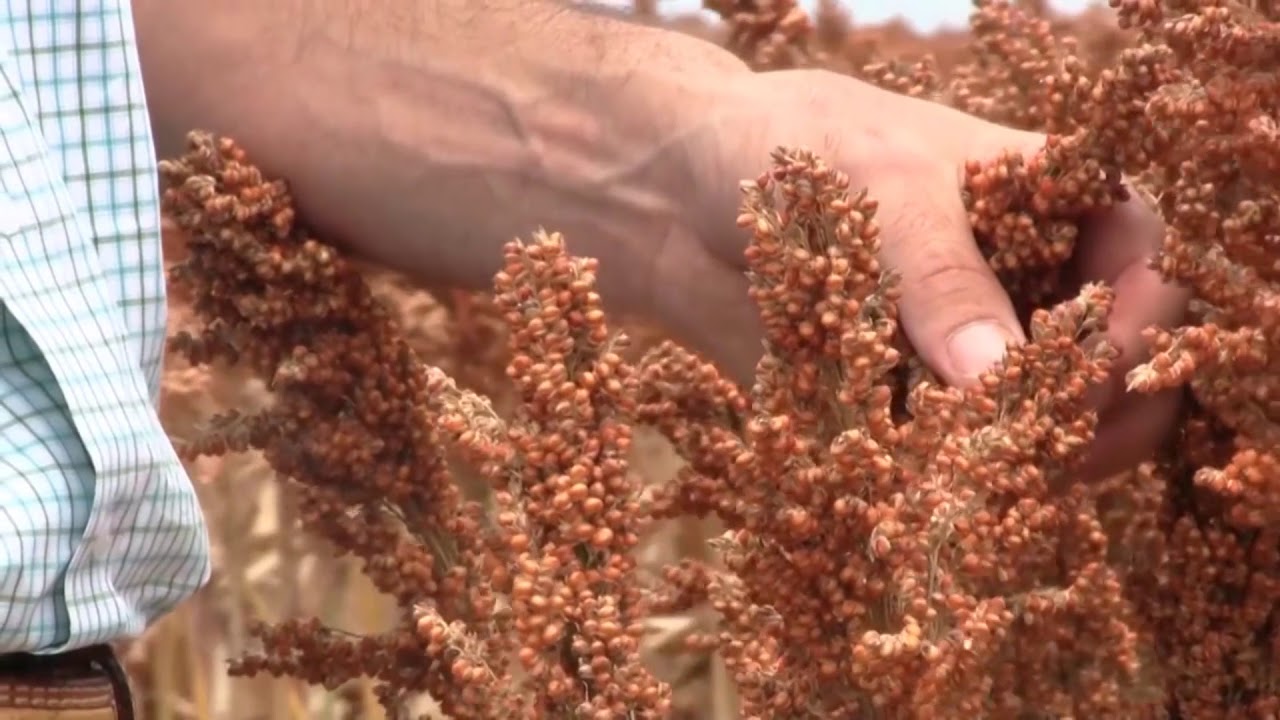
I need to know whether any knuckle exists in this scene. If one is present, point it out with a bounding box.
[910,249,989,289]
[877,180,958,239]
[906,254,995,311]
[895,236,999,320]
[882,201,950,247]
[881,202,976,283]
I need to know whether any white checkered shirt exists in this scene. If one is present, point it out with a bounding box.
[0,0,209,654]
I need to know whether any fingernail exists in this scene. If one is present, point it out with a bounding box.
[946,322,1015,382]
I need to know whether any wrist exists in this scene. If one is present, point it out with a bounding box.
[676,70,917,261]
[490,36,753,314]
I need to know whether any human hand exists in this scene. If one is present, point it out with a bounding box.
[651,69,1188,479]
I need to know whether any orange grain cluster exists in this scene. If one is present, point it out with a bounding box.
[636,149,1140,718]
[162,134,667,719]
[676,0,1280,717]
[160,0,1280,718]
[702,0,820,69]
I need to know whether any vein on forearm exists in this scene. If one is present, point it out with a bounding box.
[133,0,748,301]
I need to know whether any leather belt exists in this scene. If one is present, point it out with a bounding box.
[0,644,134,720]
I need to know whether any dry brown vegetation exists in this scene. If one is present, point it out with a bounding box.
[128,1,1280,718]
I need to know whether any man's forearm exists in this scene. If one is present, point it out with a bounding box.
[133,0,750,302]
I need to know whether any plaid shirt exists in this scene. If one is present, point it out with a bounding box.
[0,0,209,653]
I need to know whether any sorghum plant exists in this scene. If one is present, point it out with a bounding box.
[162,133,668,719]
[160,0,1280,717]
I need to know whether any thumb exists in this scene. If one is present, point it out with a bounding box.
[881,196,1025,387]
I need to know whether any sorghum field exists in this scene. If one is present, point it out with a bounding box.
[126,1,1280,718]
